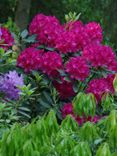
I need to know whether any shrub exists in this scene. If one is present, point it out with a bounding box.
[16,13,117,121]
[0,13,117,124]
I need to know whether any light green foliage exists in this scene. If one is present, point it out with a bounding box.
[96,143,111,156]
[73,92,96,117]
[0,48,17,73]
[113,74,117,93]
[79,122,99,143]
[65,12,81,22]
[3,17,19,35]
[0,110,116,155]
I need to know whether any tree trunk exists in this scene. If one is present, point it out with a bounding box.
[15,0,31,30]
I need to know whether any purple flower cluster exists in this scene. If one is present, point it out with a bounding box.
[0,71,24,100]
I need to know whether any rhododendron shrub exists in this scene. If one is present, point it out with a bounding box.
[16,13,117,123]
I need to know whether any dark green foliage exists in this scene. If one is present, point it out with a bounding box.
[0,0,117,46]
[0,0,17,23]
[29,0,117,47]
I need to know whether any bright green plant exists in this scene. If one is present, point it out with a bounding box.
[0,110,116,156]
[96,143,111,156]
[73,92,96,117]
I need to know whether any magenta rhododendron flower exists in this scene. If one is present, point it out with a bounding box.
[85,22,103,44]
[61,103,73,118]
[65,56,90,81]
[53,78,75,99]
[29,14,63,47]
[108,61,117,73]
[29,14,103,53]
[86,77,114,101]
[83,44,116,68]
[0,26,14,50]
[56,20,89,53]
[17,47,43,72]
[41,51,63,78]
[55,31,78,53]
[65,21,90,50]
[62,21,102,52]
[64,20,83,31]
[0,71,24,100]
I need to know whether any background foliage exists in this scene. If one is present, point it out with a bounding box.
[0,0,117,47]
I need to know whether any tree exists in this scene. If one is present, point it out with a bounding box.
[15,0,31,30]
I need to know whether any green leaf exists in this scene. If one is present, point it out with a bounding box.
[70,142,92,156]
[101,93,112,112]
[20,29,28,39]
[113,74,117,92]
[18,110,31,119]
[64,76,71,82]
[61,115,78,131]
[96,143,111,156]
[18,107,31,112]
[45,47,55,51]
[39,99,51,109]
[57,69,66,77]
[23,34,37,43]
[73,82,79,93]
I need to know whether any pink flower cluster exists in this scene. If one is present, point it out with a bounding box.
[83,44,116,68]
[29,14,103,53]
[29,14,63,47]
[85,22,103,44]
[65,56,89,81]
[53,78,75,99]
[86,76,114,101]
[62,103,101,125]
[0,26,14,50]
[17,47,43,72]
[17,48,63,77]
[41,52,63,78]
